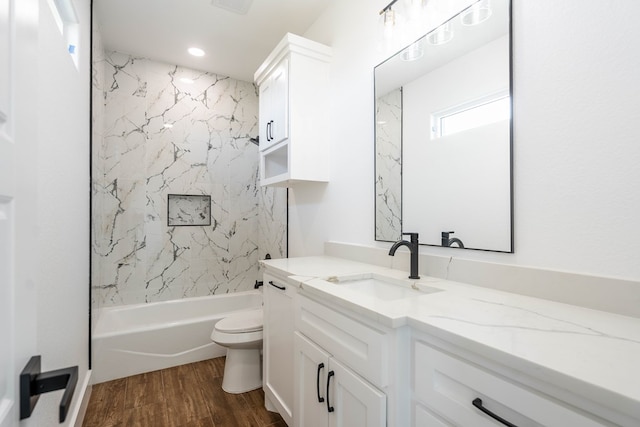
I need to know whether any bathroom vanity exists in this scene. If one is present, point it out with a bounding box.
[261,256,640,427]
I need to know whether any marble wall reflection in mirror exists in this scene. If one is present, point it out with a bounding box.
[375,0,512,252]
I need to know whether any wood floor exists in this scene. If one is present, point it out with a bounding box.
[83,357,286,427]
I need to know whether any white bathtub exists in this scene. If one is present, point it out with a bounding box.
[92,290,263,384]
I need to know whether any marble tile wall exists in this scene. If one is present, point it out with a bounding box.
[92,50,286,307]
[375,88,402,242]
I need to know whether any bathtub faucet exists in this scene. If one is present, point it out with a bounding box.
[254,280,263,289]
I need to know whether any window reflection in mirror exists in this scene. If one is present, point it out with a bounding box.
[374,0,513,252]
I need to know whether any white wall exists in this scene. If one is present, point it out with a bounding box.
[32,0,91,425]
[297,0,640,282]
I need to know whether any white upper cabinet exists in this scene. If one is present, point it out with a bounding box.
[258,57,289,151]
[254,33,332,187]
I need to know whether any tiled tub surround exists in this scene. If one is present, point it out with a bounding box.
[92,51,286,306]
[262,254,640,426]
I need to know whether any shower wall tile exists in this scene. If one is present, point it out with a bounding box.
[92,52,286,307]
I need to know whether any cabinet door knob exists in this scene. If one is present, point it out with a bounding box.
[326,370,335,413]
[472,398,518,427]
[316,363,325,403]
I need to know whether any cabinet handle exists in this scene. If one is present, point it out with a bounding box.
[326,370,335,413]
[316,363,325,403]
[266,121,271,141]
[472,398,518,427]
[268,120,274,140]
[268,280,286,291]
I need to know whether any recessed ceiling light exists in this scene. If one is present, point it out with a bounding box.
[180,77,194,84]
[188,47,205,57]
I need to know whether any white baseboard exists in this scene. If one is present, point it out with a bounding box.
[67,369,92,427]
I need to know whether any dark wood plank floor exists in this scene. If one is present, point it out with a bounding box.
[83,357,286,427]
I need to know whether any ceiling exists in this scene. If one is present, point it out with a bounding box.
[94,0,334,83]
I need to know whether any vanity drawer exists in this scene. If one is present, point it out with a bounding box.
[413,341,609,427]
[296,295,389,388]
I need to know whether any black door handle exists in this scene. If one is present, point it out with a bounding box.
[20,355,78,423]
[472,398,518,427]
[326,370,335,413]
[316,363,325,403]
[268,280,286,291]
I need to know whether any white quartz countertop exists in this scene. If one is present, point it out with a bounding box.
[262,256,640,420]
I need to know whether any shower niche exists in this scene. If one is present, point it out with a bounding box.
[167,194,211,227]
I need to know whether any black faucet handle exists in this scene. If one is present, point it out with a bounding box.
[441,231,455,247]
[402,232,419,243]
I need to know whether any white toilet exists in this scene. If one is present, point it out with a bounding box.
[210,308,263,393]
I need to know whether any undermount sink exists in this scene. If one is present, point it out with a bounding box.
[327,273,443,301]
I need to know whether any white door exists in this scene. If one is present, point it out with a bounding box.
[294,332,330,427]
[0,0,40,425]
[328,358,386,427]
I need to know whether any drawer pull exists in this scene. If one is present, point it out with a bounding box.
[316,363,325,403]
[472,398,518,427]
[326,370,335,413]
[268,280,286,291]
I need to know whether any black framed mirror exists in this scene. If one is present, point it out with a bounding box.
[375,0,513,252]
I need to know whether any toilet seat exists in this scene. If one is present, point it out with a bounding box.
[215,308,263,333]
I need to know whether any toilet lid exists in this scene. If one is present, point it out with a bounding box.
[215,308,263,333]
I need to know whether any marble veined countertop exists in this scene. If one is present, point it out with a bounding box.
[262,256,640,421]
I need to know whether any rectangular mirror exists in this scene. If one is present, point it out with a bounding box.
[375,0,513,252]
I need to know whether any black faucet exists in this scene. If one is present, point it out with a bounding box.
[441,231,465,248]
[389,232,420,279]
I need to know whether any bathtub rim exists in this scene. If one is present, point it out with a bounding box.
[93,289,263,339]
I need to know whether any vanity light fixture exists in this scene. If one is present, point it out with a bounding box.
[405,0,428,23]
[379,0,429,42]
[427,22,453,45]
[187,47,205,57]
[401,40,424,61]
[379,0,398,40]
[461,0,492,26]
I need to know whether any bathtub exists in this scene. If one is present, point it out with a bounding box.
[92,290,263,384]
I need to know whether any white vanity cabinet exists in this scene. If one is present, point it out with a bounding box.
[294,295,388,427]
[263,272,296,426]
[254,33,331,187]
[295,332,386,427]
[411,335,613,427]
